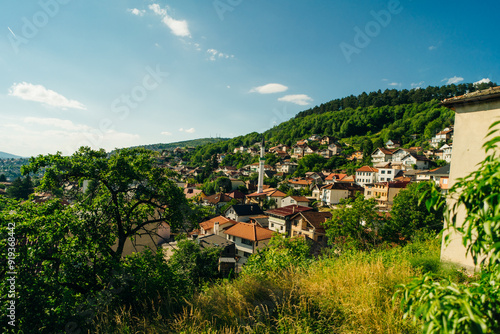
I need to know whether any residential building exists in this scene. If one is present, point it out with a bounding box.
[265,205,313,235]
[197,234,236,276]
[439,144,453,163]
[290,211,332,245]
[371,148,396,165]
[376,163,397,182]
[418,164,451,192]
[318,182,364,206]
[401,152,431,170]
[431,127,453,148]
[365,180,410,208]
[224,204,264,222]
[223,223,274,267]
[287,177,315,190]
[385,139,401,149]
[202,192,234,209]
[281,195,310,207]
[199,216,237,236]
[355,166,378,187]
[246,187,287,208]
[324,173,348,184]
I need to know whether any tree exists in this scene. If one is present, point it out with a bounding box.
[386,182,444,243]
[361,138,374,163]
[169,239,222,288]
[324,194,386,251]
[6,176,33,199]
[0,174,6,182]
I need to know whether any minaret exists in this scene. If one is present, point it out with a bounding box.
[257,137,265,193]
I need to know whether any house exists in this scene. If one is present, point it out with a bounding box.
[318,182,364,206]
[371,148,396,165]
[223,223,274,267]
[376,163,398,182]
[327,142,343,155]
[246,187,287,208]
[355,166,378,187]
[347,151,363,161]
[276,161,298,174]
[202,192,234,209]
[183,188,204,200]
[281,195,310,207]
[225,190,246,203]
[265,205,313,236]
[305,172,324,184]
[287,177,315,190]
[318,149,333,159]
[365,180,410,208]
[247,163,274,173]
[308,134,322,141]
[311,184,322,201]
[199,216,237,236]
[391,148,417,165]
[418,164,451,192]
[439,144,453,163]
[400,152,431,170]
[385,139,401,149]
[324,173,348,184]
[290,211,332,245]
[431,127,453,148]
[224,204,264,222]
[248,215,270,228]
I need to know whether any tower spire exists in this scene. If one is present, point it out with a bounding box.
[257,137,265,193]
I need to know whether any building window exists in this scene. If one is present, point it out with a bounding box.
[243,252,251,258]
[387,170,392,174]
[381,170,386,174]
[241,238,253,246]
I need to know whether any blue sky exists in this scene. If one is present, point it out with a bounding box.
[1,0,498,157]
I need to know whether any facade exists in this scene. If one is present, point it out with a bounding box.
[371,148,396,165]
[355,166,378,187]
[319,182,364,206]
[224,204,264,222]
[265,205,313,235]
[290,211,333,244]
[223,223,274,267]
[281,195,310,207]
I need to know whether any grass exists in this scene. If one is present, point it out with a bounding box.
[90,237,465,333]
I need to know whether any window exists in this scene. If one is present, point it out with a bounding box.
[381,170,386,174]
[380,178,384,181]
[271,223,274,228]
[241,238,253,246]
[387,170,392,174]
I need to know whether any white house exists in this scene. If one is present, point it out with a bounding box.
[371,148,396,165]
[265,205,313,236]
[439,144,453,163]
[281,195,310,207]
[319,183,364,206]
[401,153,431,170]
[223,223,273,267]
[355,166,378,187]
[376,164,398,182]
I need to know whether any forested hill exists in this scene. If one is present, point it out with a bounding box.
[133,137,229,151]
[295,81,496,119]
[184,82,495,165]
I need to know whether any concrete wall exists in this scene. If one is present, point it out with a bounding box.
[441,99,500,270]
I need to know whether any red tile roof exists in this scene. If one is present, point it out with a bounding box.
[265,204,313,217]
[356,166,379,173]
[224,223,274,241]
[199,216,235,231]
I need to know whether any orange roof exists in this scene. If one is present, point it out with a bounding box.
[288,178,314,185]
[288,195,309,202]
[325,173,348,181]
[224,223,274,241]
[356,166,379,172]
[199,216,234,231]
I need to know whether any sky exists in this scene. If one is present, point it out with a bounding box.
[1,0,498,157]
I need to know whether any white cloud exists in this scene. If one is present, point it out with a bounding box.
[149,4,190,37]
[388,82,401,86]
[178,127,195,133]
[9,82,86,110]
[161,131,172,136]
[411,81,425,88]
[442,76,464,85]
[474,78,491,86]
[0,116,139,156]
[206,48,234,61]
[428,45,437,50]
[278,94,313,106]
[128,8,145,16]
[250,83,289,94]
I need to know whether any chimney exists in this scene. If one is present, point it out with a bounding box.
[214,222,220,235]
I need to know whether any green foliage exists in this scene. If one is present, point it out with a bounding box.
[6,176,34,199]
[169,239,222,289]
[243,234,312,276]
[202,176,232,195]
[397,120,500,333]
[324,194,386,251]
[0,174,6,182]
[387,182,444,243]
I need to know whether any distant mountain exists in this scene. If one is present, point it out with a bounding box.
[132,137,229,152]
[0,151,23,159]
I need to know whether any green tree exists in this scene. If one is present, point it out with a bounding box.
[169,239,222,288]
[324,194,385,251]
[386,182,444,243]
[6,176,34,199]
[0,174,6,182]
[0,147,193,332]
